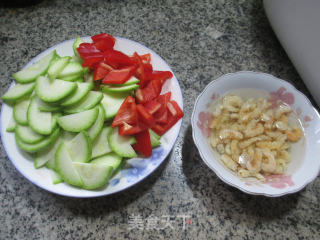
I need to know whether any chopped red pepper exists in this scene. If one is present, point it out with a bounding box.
[135,78,163,103]
[102,65,136,84]
[136,104,155,127]
[132,130,152,157]
[149,71,173,84]
[135,88,144,103]
[153,92,171,123]
[111,96,137,127]
[94,39,114,51]
[143,100,161,115]
[93,62,114,81]
[82,55,104,69]
[152,100,183,135]
[104,49,136,69]
[151,124,166,136]
[167,100,184,119]
[91,33,116,47]
[132,52,149,87]
[77,43,102,59]
[118,121,149,136]
[140,53,151,64]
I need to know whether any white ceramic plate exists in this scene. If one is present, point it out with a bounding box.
[191,71,320,197]
[0,36,183,198]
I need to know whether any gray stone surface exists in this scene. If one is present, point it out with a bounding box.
[0,0,319,239]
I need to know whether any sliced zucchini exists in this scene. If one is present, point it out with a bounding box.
[122,76,140,86]
[47,56,71,80]
[60,82,93,107]
[57,107,98,132]
[84,72,93,83]
[36,76,77,103]
[108,127,137,158]
[101,92,129,120]
[83,67,90,75]
[110,76,140,87]
[73,162,113,190]
[51,170,63,184]
[15,124,45,144]
[6,114,16,132]
[63,91,102,114]
[55,142,83,187]
[46,157,55,170]
[1,82,35,102]
[72,36,84,58]
[51,112,61,130]
[13,50,57,83]
[149,129,161,147]
[87,104,105,141]
[75,77,84,83]
[27,96,53,135]
[101,84,139,93]
[13,98,30,126]
[34,137,61,169]
[60,130,77,141]
[57,61,83,78]
[91,152,122,171]
[37,98,60,112]
[59,74,82,82]
[49,54,61,65]
[92,126,112,159]
[67,131,92,163]
[15,127,60,153]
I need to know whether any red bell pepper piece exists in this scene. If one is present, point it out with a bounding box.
[104,49,136,69]
[140,53,151,64]
[143,100,161,115]
[151,78,163,96]
[132,130,152,157]
[143,63,153,82]
[118,122,140,136]
[82,55,104,69]
[152,100,183,135]
[118,121,149,136]
[94,39,114,51]
[91,33,116,47]
[77,43,102,59]
[102,65,136,84]
[132,52,150,87]
[151,124,166,136]
[149,71,173,84]
[135,78,164,104]
[154,110,168,124]
[136,104,155,127]
[93,62,114,81]
[153,92,171,123]
[117,104,157,136]
[156,92,171,103]
[111,96,137,127]
[167,101,184,119]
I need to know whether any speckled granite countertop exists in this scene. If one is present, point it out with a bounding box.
[0,0,319,239]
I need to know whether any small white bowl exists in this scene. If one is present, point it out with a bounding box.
[191,71,320,197]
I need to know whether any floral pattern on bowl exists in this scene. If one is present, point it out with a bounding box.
[191,71,320,197]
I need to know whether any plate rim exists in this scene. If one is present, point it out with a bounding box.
[0,36,183,198]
